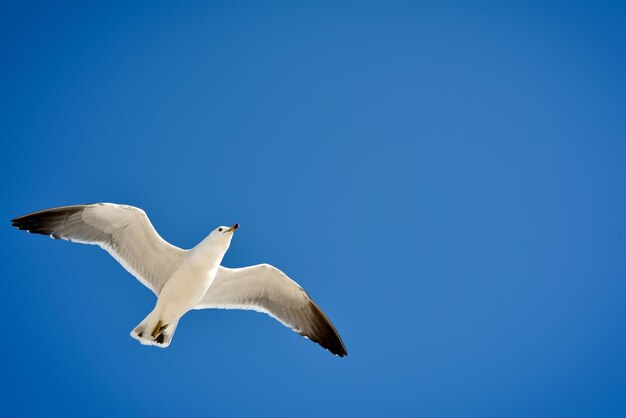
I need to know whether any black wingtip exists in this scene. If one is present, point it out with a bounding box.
[10,205,86,236]
[334,348,348,357]
[306,301,348,357]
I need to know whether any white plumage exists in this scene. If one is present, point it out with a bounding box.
[12,203,347,356]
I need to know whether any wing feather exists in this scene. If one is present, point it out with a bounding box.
[195,264,347,356]
[12,203,184,295]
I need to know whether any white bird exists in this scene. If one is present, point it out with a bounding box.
[11,203,347,356]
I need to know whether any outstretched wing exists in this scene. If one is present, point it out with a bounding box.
[11,203,185,295]
[195,264,347,357]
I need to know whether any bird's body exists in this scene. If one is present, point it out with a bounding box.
[12,203,347,356]
[133,235,228,347]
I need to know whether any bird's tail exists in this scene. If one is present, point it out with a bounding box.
[130,314,179,348]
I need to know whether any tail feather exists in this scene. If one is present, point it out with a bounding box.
[131,317,178,348]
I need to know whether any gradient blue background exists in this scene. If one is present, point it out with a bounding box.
[1,1,625,417]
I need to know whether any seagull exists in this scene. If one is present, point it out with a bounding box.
[11,203,347,356]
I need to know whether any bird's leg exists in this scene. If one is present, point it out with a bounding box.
[151,320,169,338]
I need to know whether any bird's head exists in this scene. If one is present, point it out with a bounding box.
[206,223,239,250]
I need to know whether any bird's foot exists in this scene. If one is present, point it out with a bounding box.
[151,320,169,338]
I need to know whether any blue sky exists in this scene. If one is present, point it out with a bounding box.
[1,1,625,417]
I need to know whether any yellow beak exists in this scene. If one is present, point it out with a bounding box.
[225,223,239,233]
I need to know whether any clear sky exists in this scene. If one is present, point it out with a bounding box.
[1,1,625,417]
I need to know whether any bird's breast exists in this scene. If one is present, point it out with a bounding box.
[156,260,219,319]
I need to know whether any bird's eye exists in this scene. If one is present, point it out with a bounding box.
[218,228,223,232]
